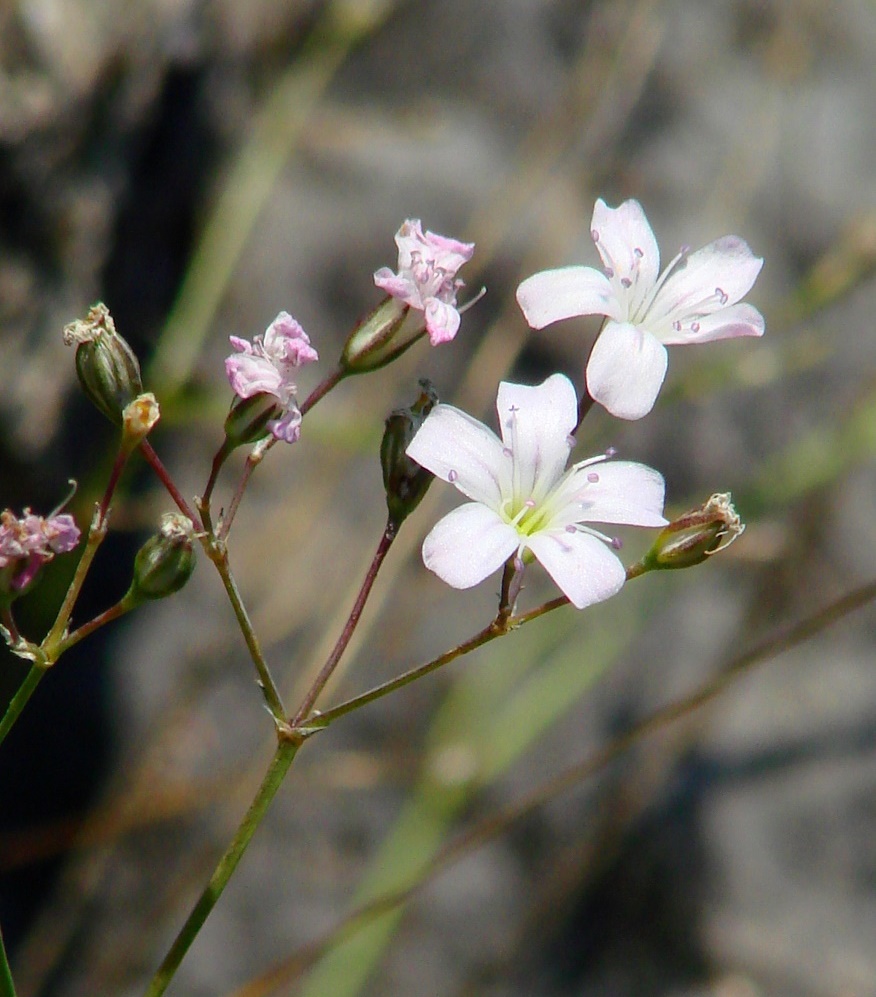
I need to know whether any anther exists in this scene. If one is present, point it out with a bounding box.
[691,321,701,333]
[448,469,458,482]
[587,472,599,483]
[610,536,623,550]
[715,286,728,305]
[634,247,644,258]
[621,277,633,288]
[591,228,600,242]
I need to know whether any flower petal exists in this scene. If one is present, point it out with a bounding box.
[662,302,765,345]
[590,199,661,314]
[496,375,576,502]
[406,404,508,508]
[526,529,626,609]
[650,235,763,324]
[424,298,461,344]
[422,503,518,589]
[576,461,667,526]
[225,353,285,400]
[516,266,620,328]
[586,321,668,420]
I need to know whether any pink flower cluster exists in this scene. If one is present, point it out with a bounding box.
[374,219,475,345]
[225,312,319,443]
[0,507,80,593]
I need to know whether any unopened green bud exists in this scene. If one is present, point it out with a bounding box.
[643,492,744,571]
[340,296,418,373]
[127,513,196,603]
[223,393,287,449]
[381,380,438,528]
[64,303,143,425]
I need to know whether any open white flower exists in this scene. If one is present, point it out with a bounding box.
[516,199,764,420]
[405,373,667,609]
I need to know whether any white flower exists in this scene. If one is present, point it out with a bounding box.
[405,374,667,609]
[516,198,764,420]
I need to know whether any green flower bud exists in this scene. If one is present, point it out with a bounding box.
[643,492,744,571]
[381,380,438,529]
[223,392,288,450]
[340,296,417,373]
[127,514,196,603]
[64,303,143,425]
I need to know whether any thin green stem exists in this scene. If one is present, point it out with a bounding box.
[208,547,286,721]
[43,505,109,655]
[144,737,300,997]
[303,592,574,733]
[0,923,17,997]
[55,595,135,655]
[0,665,44,750]
[291,521,396,727]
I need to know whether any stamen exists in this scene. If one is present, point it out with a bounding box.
[502,447,513,458]
[691,321,700,333]
[610,536,623,550]
[715,286,729,305]
[605,446,617,458]
[591,228,599,243]
[634,247,644,258]
[621,277,632,288]
[587,471,599,483]
[448,469,458,482]
[604,267,614,278]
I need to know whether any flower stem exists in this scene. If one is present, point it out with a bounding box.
[143,737,300,997]
[140,441,201,529]
[0,665,43,750]
[0,923,17,997]
[207,545,286,721]
[55,596,135,655]
[291,520,397,727]
[302,591,574,732]
[300,365,346,417]
[43,504,109,655]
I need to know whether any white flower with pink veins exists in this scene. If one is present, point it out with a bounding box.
[406,373,667,609]
[517,198,764,420]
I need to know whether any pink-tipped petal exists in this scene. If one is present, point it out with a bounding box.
[422,504,518,589]
[527,529,626,609]
[516,267,620,329]
[407,404,508,507]
[586,321,668,420]
[424,298,461,344]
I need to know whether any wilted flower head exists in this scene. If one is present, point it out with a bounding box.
[0,506,80,596]
[516,198,764,420]
[406,373,667,609]
[374,219,474,346]
[225,312,318,443]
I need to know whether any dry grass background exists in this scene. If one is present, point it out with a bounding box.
[2,0,876,995]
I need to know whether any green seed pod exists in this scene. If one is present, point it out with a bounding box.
[381,380,438,529]
[128,514,196,603]
[643,492,744,571]
[64,304,143,426]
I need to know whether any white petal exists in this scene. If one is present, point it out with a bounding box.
[650,235,763,324]
[406,405,508,507]
[496,375,577,501]
[586,321,668,420]
[526,529,626,609]
[577,461,667,526]
[516,267,621,329]
[590,199,660,313]
[421,504,519,589]
[662,302,765,345]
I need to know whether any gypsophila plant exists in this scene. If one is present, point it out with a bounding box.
[2,205,765,994]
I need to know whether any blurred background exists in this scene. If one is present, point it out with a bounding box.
[2,0,876,994]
